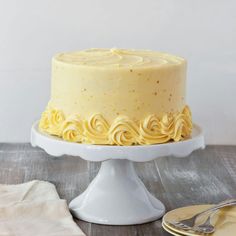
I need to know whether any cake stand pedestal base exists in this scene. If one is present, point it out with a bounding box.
[69,159,165,225]
[31,122,204,225]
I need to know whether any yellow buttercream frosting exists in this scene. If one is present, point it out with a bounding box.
[109,116,140,146]
[84,114,110,144]
[39,48,192,145]
[62,115,84,142]
[55,48,184,68]
[39,106,192,145]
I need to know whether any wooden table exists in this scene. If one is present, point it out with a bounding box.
[0,144,236,236]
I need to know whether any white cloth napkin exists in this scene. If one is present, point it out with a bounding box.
[0,180,85,236]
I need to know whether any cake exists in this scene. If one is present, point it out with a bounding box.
[39,48,192,145]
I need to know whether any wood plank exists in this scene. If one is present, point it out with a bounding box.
[154,146,236,211]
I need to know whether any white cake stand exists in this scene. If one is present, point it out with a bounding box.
[31,122,204,225]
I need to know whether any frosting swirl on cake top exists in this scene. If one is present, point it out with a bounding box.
[54,48,185,68]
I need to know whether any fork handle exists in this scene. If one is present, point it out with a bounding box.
[195,199,236,219]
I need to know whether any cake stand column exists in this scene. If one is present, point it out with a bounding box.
[69,159,165,225]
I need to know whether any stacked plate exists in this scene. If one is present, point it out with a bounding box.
[162,205,236,236]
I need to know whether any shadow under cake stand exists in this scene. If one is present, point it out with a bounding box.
[31,122,204,225]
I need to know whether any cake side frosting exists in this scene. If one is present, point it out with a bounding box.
[39,48,192,145]
[50,49,187,123]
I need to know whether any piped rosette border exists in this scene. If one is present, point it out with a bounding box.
[39,106,192,146]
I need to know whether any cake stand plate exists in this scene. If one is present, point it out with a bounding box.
[31,122,204,225]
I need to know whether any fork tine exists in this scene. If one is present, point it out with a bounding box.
[169,221,191,230]
[194,227,210,234]
[172,221,184,226]
[176,223,190,228]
